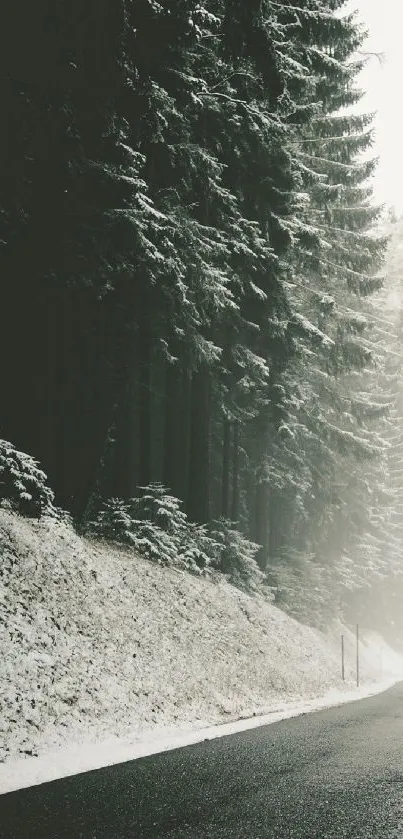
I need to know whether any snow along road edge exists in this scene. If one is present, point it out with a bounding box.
[0,677,400,795]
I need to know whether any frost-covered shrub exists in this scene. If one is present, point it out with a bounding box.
[88,486,214,572]
[0,437,55,517]
[89,488,268,592]
[177,521,220,574]
[134,484,187,534]
[208,519,266,593]
[88,497,135,543]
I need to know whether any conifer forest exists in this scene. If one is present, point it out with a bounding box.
[1,0,403,632]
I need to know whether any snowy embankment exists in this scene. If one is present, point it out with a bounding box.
[1,509,402,794]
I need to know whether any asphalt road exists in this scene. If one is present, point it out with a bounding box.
[2,683,403,838]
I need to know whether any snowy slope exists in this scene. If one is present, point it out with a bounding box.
[1,509,402,789]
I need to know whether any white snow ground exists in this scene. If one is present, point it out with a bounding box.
[0,676,400,794]
[1,509,403,795]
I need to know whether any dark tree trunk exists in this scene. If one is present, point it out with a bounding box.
[139,313,151,488]
[254,478,269,569]
[62,295,119,521]
[221,417,231,519]
[163,362,182,496]
[163,361,191,504]
[230,421,239,523]
[187,365,211,523]
[73,275,140,517]
[111,367,138,499]
[268,490,283,561]
[179,367,191,503]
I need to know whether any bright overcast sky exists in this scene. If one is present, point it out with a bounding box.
[352,1,403,211]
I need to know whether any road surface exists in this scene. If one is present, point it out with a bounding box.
[2,683,403,838]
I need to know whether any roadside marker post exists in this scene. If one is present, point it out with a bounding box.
[341,634,345,681]
[356,623,360,688]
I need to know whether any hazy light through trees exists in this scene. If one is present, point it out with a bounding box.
[354,0,403,212]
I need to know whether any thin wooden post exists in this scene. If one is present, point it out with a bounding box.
[341,634,345,681]
[356,624,360,688]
